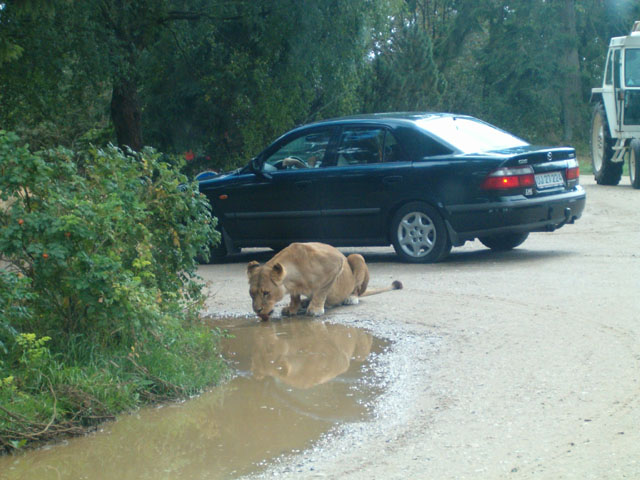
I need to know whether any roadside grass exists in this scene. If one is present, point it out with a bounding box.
[0,313,228,452]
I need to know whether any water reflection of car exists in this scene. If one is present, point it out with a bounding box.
[198,113,586,263]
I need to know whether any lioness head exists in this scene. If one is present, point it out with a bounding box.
[247,261,286,321]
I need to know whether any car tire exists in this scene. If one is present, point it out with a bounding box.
[591,102,622,186]
[199,227,232,264]
[390,202,450,263]
[629,139,640,189]
[479,232,529,251]
[208,241,228,263]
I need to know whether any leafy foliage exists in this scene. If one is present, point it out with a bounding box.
[141,0,386,169]
[0,131,224,451]
[0,131,217,346]
[5,0,640,161]
[363,17,445,113]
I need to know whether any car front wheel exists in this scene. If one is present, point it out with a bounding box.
[479,232,529,251]
[390,202,450,263]
[200,226,233,264]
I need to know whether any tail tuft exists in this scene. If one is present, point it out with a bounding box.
[392,280,403,290]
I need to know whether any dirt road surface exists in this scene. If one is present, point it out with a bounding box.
[199,176,640,480]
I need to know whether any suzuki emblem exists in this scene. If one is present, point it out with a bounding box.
[547,152,553,161]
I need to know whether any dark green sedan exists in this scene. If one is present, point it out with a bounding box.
[198,113,586,263]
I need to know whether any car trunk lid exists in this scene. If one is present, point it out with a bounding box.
[482,146,580,195]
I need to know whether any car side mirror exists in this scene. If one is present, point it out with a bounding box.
[250,157,272,180]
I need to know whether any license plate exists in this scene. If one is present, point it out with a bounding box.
[535,171,564,189]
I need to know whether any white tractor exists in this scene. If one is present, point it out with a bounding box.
[591,20,640,189]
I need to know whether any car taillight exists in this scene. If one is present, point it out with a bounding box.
[482,165,535,190]
[566,159,580,181]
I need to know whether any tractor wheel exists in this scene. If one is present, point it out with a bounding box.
[591,102,622,185]
[629,139,640,189]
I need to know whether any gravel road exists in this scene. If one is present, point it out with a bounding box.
[199,175,640,480]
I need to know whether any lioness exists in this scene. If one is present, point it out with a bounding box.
[247,242,402,321]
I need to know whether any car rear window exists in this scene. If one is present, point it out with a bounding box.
[416,116,528,154]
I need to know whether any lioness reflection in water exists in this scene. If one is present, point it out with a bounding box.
[222,319,374,389]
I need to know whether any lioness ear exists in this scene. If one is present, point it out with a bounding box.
[270,263,286,283]
[247,261,261,278]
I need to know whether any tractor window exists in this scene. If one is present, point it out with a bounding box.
[604,50,613,85]
[625,49,640,87]
[614,49,621,88]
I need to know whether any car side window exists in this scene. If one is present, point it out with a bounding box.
[336,128,382,166]
[336,127,398,166]
[263,128,333,170]
[383,130,402,162]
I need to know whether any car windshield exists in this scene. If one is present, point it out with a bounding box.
[416,116,528,154]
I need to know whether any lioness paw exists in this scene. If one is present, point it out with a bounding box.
[283,305,304,316]
[306,307,325,317]
[343,296,359,305]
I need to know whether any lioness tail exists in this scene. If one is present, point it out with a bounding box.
[359,280,403,298]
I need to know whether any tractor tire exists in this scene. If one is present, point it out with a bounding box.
[629,139,640,189]
[591,102,622,186]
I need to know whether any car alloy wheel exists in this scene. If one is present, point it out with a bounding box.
[391,202,450,263]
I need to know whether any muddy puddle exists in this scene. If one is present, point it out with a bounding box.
[0,318,388,480]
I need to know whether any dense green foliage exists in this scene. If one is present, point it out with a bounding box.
[0,131,224,451]
[3,0,640,166]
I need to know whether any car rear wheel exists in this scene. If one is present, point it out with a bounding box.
[591,102,622,186]
[629,139,640,189]
[390,202,450,263]
[479,232,529,251]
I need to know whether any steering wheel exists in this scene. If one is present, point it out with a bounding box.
[273,156,307,170]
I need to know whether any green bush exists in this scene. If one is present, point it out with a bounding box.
[0,130,218,346]
[0,131,226,451]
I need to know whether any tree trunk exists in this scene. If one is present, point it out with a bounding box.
[560,0,582,143]
[111,78,143,151]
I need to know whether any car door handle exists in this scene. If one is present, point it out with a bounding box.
[383,176,402,185]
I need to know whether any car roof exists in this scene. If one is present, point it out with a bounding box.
[300,112,465,129]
